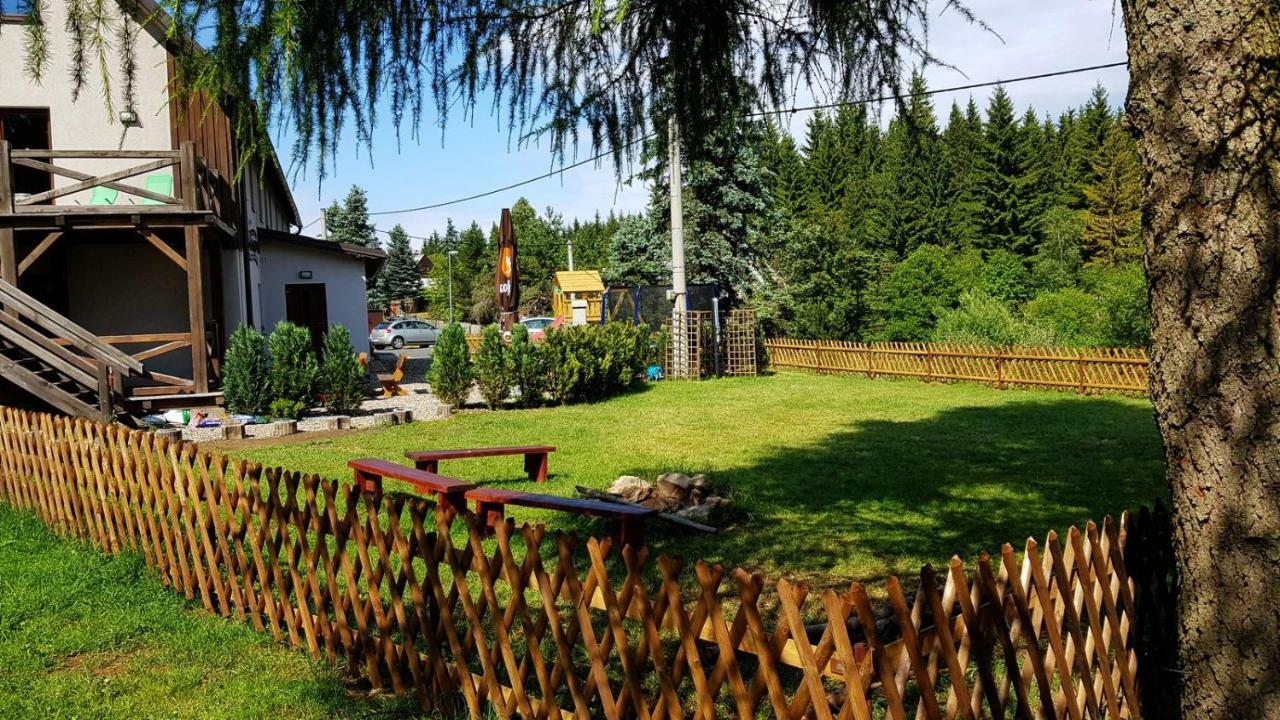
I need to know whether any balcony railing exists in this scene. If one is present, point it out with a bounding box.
[0,141,233,229]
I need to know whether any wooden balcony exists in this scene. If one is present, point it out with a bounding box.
[0,141,236,236]
[0,140,233,405]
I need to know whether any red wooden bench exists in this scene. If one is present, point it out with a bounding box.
[349,458,653,547]
[348,458,475,513]
[464,487,656,547]
[405,445,556,483]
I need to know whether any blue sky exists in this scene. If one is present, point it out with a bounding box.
[283,1,1130,245]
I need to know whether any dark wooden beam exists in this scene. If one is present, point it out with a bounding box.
[17,230,64,276]
[185,225,208,393]
[142,231,187,272]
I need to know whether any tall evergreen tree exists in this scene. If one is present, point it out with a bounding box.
[940,99,985,249]
[1081,125,1142,265]
[328,186,378,247]
[378,225,423,304]
[975,87,1038,256]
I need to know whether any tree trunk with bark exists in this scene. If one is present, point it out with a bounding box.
[1119,1,1280,717]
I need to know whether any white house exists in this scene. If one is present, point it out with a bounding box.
[0,0,383,419]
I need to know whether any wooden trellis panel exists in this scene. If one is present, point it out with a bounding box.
[665,310,710,381]
[765,339,1150,396]
[0,407,1169,718]
[723,309,758,377]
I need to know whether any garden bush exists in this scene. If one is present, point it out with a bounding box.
[318,325,365,414]
[223,324,269,416]
[933,291,1028,346]
[545,322,654,404]
[508,324,548,408]
[881,245,960,340]
[473,325,512,409]
[428,323,473,406]
[266,321,318,419]
[1087,264,1151,347]
[1023,288,1108,347]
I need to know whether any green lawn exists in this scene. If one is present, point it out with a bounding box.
[231,370,1167,586]
[0,505,419,719]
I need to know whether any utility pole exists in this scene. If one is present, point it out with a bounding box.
[447,250,457,324]
[669,118,688,377]
[566,235,575,271]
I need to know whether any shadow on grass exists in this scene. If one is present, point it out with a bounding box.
[631,394,1166,587]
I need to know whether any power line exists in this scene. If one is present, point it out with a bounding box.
[303,59,1128,226]
[754,60,1129,118]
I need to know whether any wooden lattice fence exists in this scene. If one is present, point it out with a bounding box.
[0,407,1172,718]
[765,340,1150,395]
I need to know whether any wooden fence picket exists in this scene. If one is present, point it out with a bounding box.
[0,406,1170,719]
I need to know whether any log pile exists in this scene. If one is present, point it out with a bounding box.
[606,472,731,521]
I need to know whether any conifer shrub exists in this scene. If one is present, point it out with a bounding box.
[508,324,548,408]
[545,323,655,404]
[428,323,473,407]
[318,325,365,414]
[223,324,270,416]
[473,324,512,409]
[267,321,318,419]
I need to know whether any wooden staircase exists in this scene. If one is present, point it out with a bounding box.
[0,278,144,423]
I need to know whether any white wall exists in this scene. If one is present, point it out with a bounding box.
[0,5,174,203]
[255,239,371,353]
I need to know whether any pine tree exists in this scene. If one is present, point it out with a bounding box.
[644,93,770,300]
[868,72,945,259]
[760,121,806,219]
[1081,125,1142,265]
[940,99,984,249]
[608,214,668,285]
[378,224,423,304]
[223,324,270,416]
[975,86,1039,256]
[328,186,378,247]
[1061,84,1115,208]
[322,201,345,241]
[318,325,365,415]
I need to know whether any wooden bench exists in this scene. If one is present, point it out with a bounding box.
[406,445,556,483]
[377,353,408,398]
[348,458,475,512]
[465,487,656,547]
[349,458,653,547]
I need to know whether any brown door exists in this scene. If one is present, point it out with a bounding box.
[284,283,328,357]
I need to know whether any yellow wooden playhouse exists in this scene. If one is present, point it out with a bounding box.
[551,270,605,324]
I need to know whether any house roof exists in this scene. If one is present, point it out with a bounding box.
[416,254,434,276]
[257,227,386,279]
[553,270,605,293]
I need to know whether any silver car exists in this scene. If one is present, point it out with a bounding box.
[369,319,440,350]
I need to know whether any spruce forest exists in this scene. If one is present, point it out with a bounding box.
[341,78,1146,348]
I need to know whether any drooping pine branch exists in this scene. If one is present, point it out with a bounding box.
[27,0,973,183]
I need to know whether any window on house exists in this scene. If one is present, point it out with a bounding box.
[0,108,51,197]
[1,0,34,21]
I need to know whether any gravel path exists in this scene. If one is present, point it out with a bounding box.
[178,381,456,443]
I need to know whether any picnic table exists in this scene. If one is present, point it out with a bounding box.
[405,445,556,483]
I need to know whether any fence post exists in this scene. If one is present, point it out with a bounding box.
[996,348,1005,390]
[925,346,933,383]
[1077,354,1086,394]
[815,341,825,374]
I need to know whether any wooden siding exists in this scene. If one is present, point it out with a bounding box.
[165,57,239,228]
